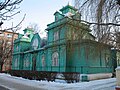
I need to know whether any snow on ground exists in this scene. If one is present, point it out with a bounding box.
[0,73,116,90]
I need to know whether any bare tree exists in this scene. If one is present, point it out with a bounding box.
[0,14,26,71]
[0,0,24,71]
[0,36,12,71]
[28,23,47,38]
[28,23,40,34]
[0,0,25,32]
[74,0,120,49]
[0,0,23,21]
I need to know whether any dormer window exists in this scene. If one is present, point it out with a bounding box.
[55,15,59,21]
[54,11,61,21]
[54,31,59,41]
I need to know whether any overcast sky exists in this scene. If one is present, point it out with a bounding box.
[2,0,73,36]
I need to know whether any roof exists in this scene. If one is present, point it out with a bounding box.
[60,4,77,12]
[23,28,34,32]
[0,30,18,34]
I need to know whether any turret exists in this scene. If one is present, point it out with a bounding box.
[60,4,77,16]
[23,28,34,39]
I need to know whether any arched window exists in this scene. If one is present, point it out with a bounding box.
[105,54,110,67]
[26,59,29,67]
[52,52,59,66]
[32,38,38,50]
[24,56,30,68]
[16,45,18,51]
[42,55,45,67]
[54,31,59,41]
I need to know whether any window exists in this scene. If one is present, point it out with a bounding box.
[55,15,59,21]
[105,54,110,66]
[24,56,30,67]
[54,31,59,41]
[14,58,18,67]
[32,38,38,50]
[7,34,12,38]
[16,46,18,51]
[117,59,120,65]
[42,55,45,67]
[8,41,11,44]
[52,52,59,66]
[0,33,4,36]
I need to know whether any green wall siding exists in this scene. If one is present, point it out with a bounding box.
[23,53,32,70]
[65,43,113,74]
[12,5,115,75]
[46,45,66,72]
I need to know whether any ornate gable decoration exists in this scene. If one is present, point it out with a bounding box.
[30,33,41,50]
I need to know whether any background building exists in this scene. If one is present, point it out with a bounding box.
[0,30,18,71]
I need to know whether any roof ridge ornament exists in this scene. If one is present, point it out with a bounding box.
[68,2,69,5]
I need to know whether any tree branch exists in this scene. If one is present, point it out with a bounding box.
[3,14,26,31]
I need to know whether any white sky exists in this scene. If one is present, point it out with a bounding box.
[2,0,73,36]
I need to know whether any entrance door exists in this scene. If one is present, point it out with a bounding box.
[32,53,37,71]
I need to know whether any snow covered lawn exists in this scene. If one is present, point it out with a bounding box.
[0,73,116,90]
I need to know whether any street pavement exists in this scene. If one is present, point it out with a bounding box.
[0,77,46,90]
[58,86,116,90]
[0,85,9,90]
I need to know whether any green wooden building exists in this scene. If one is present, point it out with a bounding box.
[12,5,114,75]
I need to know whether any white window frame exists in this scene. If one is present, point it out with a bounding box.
[42,55,45,67]
[16,46,18,51]
[52,52,59,66]
[32,38,38,50]
[54,31,59,41]
[55,15,59,21]
[15,58,18,67]
[24,56,30,68]
[105,54,110,66]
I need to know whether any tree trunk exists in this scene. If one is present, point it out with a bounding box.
[0,62,3,71]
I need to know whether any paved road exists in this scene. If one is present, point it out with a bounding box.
[58,86,115,90]
[0,77,46,90]
[96,86,115,90]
